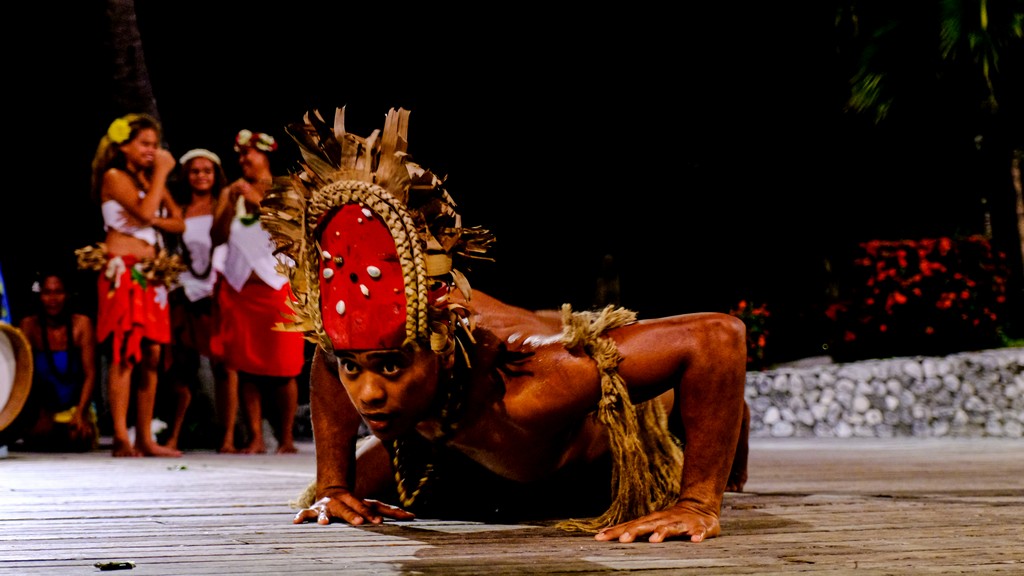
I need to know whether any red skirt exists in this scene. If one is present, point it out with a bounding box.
[210,278,305,377]
[95,255,171,366]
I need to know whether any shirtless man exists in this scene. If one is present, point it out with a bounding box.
[273,107,750,543]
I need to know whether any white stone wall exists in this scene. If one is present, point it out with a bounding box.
[746,347,1024,438]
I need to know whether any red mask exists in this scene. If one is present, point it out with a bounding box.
[318,203,408,350]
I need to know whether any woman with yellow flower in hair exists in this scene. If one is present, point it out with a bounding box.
[81,113,184,457]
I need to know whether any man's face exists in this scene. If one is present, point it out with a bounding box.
[335,346,440,442]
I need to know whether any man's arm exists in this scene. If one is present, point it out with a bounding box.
[593,313,749,543]
[293,346,414,526]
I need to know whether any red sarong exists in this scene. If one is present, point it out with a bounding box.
[95,255,171,366]
[210,278,305,377]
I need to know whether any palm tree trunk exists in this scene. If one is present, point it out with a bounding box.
[104,0,160,121]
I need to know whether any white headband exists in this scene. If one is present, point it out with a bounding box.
[179,148,222,166]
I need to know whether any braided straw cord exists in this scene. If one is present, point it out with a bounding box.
[392,438,433,508]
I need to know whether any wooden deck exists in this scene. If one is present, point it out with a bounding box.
[2,437,1022,575]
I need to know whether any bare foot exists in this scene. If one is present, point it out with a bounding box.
[137,443,183,457]
[112,439,141,458]
[161,437,179,452]
[240,440,267,454]
[276,443,298,454]
[218,433,236,454]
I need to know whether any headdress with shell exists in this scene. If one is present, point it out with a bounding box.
[261,107,495,359]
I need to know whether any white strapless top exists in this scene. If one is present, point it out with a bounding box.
[177,214,227,302]
[220,197,292,292]
[102,192,161,247]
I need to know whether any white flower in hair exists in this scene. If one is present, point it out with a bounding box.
[234,129,278,153]
[235,129,253,148]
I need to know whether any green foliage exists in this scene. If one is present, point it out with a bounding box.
[837,0,1024,122]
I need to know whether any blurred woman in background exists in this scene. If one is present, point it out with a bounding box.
[160,148,233,451]
[79,113,184,457]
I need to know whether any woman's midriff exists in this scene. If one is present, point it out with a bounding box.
[104,230,157,259]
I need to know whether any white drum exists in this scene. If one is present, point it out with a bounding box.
[0,322,33,433]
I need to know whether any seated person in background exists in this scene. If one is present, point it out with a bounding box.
[273,107,750,543]
[12,269,98,451]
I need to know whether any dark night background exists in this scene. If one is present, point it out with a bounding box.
[4,2,1022,363]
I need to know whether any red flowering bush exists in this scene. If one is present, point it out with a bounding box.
[730,300,770,369]
[825,236,1009,361]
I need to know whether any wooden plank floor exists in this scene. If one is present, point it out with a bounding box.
[1,438,1022,575]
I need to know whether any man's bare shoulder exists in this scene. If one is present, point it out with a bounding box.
[465,290,563,339]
